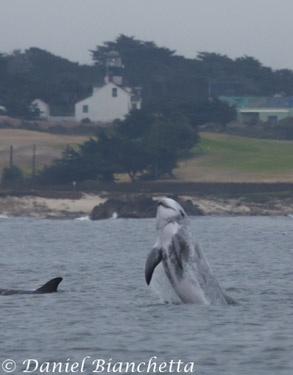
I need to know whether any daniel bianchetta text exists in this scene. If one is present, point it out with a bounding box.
[2,356,196,373]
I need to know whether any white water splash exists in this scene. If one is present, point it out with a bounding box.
[74,216,90,221]
[150,263,181,304]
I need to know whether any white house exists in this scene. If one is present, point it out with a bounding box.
[75,50,142,123]
[30,99,50,119]
[0,105,7,115]
[75,82,141,123]
[28,51,142,123]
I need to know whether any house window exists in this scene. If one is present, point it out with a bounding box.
[242,112,259,125]
[83,105,89,113]
[267,115,278,123]
[132,103,137,110]
[112,88,118,97]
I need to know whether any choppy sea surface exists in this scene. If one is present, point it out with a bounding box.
[0,215,292,375]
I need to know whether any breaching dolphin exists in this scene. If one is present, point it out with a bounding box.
[0,277,63,296]
[145,197,234,305]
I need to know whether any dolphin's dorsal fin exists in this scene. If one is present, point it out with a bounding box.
[35,277,63,293]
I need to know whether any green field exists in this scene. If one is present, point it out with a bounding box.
[1,129,293,183]
[174,133,293,182]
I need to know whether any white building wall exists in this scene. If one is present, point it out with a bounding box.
[31,99,50,119]
[75,83,134,122]
[0,105,7,115]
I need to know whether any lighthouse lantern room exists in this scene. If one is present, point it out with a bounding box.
[105,50,123,85]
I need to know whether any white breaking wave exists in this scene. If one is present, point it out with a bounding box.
[74,216,90,221]
[0,215,9,219]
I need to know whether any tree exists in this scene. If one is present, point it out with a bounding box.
[37,109,199,184]
[145,98,236,128]
[141,115,198,179]
[196,52,234,79]
[190,99,237,126]
[91,35,207,105]
[0,48,101,118]
[1,166,24,184]
[38,143,115,185]
[106,109,199,181]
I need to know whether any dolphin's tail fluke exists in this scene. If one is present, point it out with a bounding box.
[35,277,63,293]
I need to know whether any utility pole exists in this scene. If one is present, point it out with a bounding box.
[32,144,36,177]
[9,145,13,168]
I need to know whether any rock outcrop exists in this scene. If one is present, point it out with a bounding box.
[90,194,204,220]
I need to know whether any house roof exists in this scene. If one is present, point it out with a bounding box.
[106,50,120,57]
[220,96,293,109]
[75,82,135,105]
[265,97,293,108]
[93,82,132,95]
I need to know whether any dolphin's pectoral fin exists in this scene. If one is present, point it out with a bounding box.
[145,248,163,285]
[172,235,183,270]
[35,277,63,293]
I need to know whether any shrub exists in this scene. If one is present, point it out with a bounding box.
[81,117,91,124]
[1,165,24,184]
[0,121,14,129]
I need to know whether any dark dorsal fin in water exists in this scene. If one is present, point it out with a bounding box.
[35,277,63,294]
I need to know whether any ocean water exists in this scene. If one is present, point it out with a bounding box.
[0,215,292,375]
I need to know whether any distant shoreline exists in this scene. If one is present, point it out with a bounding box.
[0,191,293,219]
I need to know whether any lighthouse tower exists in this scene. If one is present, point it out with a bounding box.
[105,50,123,85]
[75,49,142,122]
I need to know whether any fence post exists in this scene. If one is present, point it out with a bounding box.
[9,145,13,168]
[32,144,36,177]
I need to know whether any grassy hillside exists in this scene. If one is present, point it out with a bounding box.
[0,129,89,177]
[174,132,293,182]
[1,129,293,183]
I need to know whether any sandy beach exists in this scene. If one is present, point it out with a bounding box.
[0,193,107,219]
[0,193,293,219]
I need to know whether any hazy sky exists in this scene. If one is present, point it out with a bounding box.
[1,0,293,70]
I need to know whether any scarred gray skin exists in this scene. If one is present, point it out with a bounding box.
[145,198,234,305]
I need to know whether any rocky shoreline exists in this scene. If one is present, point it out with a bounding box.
[0,193,293,219]
[90,194,293,219]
